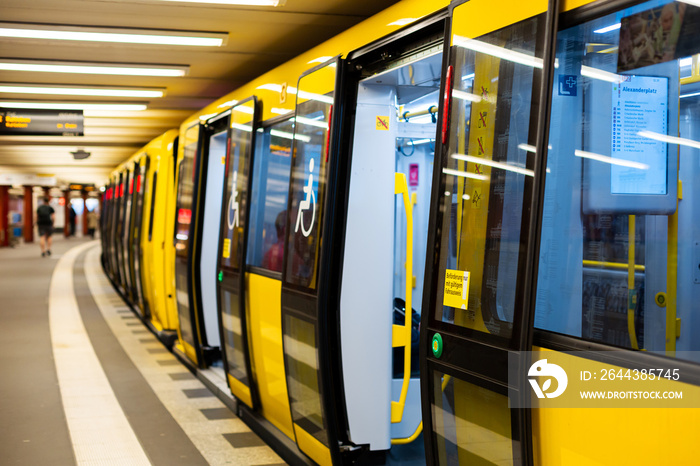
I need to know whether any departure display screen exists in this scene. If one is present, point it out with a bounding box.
[610,75,668,195]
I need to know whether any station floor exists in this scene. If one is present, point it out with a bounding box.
[0,236,287,466]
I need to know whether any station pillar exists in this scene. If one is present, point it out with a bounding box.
[23,186,34,243]
[64,190,70,238]
[0,186,9,247]
[82,191,88,236]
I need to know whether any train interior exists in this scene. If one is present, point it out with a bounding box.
[341,49,441,460]
[534,0,700,356]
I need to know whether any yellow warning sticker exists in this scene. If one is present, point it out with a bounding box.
[443,269,470,309]
[376,115,390,131]
[221,156,226,165]
[223,238,231,259]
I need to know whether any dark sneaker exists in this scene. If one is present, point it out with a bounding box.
[47,250,51,256]
[42,252,46,257]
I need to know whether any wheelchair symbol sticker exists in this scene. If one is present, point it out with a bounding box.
[294,158,316,238]
[227,171,239,230]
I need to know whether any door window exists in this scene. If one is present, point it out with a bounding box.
[436,11,547,340]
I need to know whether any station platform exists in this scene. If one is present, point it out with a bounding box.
[0,237,287,466]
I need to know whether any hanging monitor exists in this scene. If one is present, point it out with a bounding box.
[582,72,678,215]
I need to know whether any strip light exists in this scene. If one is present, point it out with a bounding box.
[574,149,649,170]
[0,84,165,98]
[581,65,624,83]
[638,130,700,150]
[0,101,147,111]
[453,35,543,69]
[452,153,534,177]
[593,23,621,34]
[0,23,228,47]
[0,59,189,77]
[452,89,482,103]
[442,167,489,181]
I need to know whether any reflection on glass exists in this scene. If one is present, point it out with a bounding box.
[174,124,200,350]
[285,63,335,291]
[432,371,513,465]
[436,15,544,339]
[534,0,700,360]
[284,314,328,446]
[221,289,248,384]
[220,100,255,271]
[247,118,294,273]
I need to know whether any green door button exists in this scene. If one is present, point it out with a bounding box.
[218,270,223,282]
[432,333,443,358]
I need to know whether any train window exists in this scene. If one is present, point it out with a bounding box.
[246,117,294,273]
[285,62,335,291]
[435,14,545,339]
[220,98,256,272]
[534,0,700,358]
[174,125,199,257]
[148,172,157,241]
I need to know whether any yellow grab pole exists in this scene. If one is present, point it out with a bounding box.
[627,215,639,350]
[391,173,413,424]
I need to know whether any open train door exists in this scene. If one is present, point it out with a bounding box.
[216,97,260,409]
[419,0,558,464]
[281,57,345,466]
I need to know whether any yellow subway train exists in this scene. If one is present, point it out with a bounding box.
[101,0,700,464]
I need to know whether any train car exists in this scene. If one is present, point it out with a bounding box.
[102,131,180,343]
[102,0,700,464]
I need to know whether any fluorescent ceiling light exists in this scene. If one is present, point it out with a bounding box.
[574,149,649,170]
[410,138,433,145]
[679,57,693,67]
[152,0,284,5]
[231,122,252,132]
[0,23,227,47]
[462,73,475,81]
[0,59,189,77]
[270,129,310,143]
[0,84,165,98]
[293,116,327,129]
[581,65,624,83]
[593,23,621,34]
[442,167,489,181]
[453,35,543,69]
[452,89,482,103]
[518,143,536,153]
[0,101,147,111]
[271,107,292,115]
[680,91,700,99]
[638,130,700,150]
[452,153,534,177]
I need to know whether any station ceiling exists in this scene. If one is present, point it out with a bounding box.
[0,0,399,188]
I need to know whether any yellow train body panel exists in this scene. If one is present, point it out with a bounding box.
[142,130,180,333]
[246,272,294,441]
[532,347,700,465]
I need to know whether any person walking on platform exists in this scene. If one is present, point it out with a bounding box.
[36,197,55,257]
[68,204,77,237]
[87,208,98,239]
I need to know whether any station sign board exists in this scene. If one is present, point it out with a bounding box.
[0,108,84,136]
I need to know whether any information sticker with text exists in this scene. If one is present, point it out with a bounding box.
[443,269,470,309]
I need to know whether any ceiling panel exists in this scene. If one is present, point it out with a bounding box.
[0,0,399,187]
